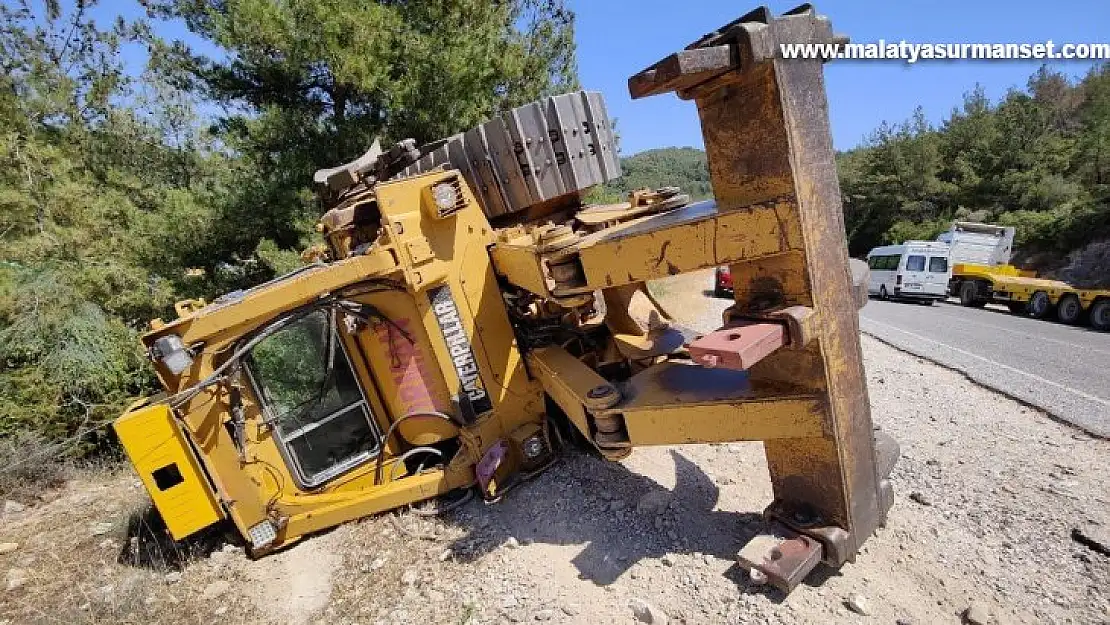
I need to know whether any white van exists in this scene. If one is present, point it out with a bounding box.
[866,240,951,304]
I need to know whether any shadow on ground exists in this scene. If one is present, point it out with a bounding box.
[439,449,798,601]
[117,504,235,571]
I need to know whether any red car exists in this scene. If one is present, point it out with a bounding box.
[714,265,732,298]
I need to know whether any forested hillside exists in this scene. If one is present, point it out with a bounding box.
[602,147,712,200]
[839,65,1110,263]
[0,0,576,455]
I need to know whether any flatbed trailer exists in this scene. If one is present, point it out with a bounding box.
[950,262,1110,331]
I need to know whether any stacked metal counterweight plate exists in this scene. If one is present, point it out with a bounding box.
[398,91,621,219]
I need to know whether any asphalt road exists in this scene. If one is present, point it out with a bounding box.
[859,298,1110,438]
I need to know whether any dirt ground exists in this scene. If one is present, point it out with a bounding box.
[2,271,1108,625]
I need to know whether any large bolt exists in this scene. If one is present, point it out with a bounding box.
[587,385,616,399]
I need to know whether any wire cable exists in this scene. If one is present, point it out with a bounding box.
[373,410,456,485]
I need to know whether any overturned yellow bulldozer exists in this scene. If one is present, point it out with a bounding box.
[114,4,896,593]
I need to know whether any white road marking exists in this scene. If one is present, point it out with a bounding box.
[921,304,1110,356]
[860,316,1110,408]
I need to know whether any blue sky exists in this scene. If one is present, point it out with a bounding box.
[576,0,1110,154]
[94,0,1109,155]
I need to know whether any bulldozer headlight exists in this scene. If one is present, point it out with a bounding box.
[151,334,193,375]
[248,520,277,549]
[522,434,546,460]
[432,182,458,211]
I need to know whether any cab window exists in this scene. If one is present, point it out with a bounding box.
[247,309,380,487]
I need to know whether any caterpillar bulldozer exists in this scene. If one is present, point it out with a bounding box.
[114,4,897,593]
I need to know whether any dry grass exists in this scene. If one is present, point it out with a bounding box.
[0,465,261,625]
[0,432,71,503]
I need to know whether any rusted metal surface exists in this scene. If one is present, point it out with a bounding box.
[737,524,824,593]
[628,45,737,99]
[688,322,785,370]
[629,3,894,574]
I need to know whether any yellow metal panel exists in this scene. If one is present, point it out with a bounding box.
[623,400,824,445]
[526,346,615,436]
[489,243,552,296]
[575,199,801,287]
[280,468,473,539]
[114,403,223,540]
[152,251,401,348]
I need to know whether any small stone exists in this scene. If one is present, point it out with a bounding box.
[438,549,452,562]
[214,606,228,616]
[6,577,26,592]
[534,609,554,621]
[636,491,671,516]
[661,554,675,567]
[629,598,668,624]
[845,593,870,615]
[964,602,993,625]
[164,572,182,584]
[561,604,581,616]
[98,538,116,550]
[2,501,25,515]
[909,492,932,506]
[401,569,420,586]
[748,568,768,585]
[505,537,521,549]
[702,553,712,565]
[501,595,519,609]
[897,619,914,625]
[202,580,231,599]
[0,544,18,555]
[91,522,114,537]
[369,557,387,571]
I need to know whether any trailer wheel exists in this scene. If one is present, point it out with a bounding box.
[1057,294,1082,325]
[1029,291,1052,319]
[1007,302,1027,315]
[1091,299,1110,332]
[959,281,987,308]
